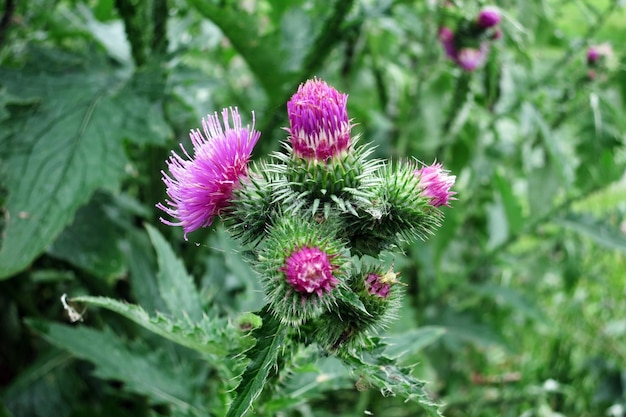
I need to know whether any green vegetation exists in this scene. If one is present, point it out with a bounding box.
[1,1,625,416]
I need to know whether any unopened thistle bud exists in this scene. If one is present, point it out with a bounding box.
[313,265,402,352]
[258,215,348,325]
[347,161,444,256]
[287,78,351,161]
[272,78,380,218]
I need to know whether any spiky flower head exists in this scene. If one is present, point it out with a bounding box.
[286,78,351,161]
[227,161,279,246]
[414,162,456,207]
[258,215,348,325]
[477,6,501,29]
[157,108,260,239]
[312,265,403,353]
[346,161,443,256]
[281,246,339,296]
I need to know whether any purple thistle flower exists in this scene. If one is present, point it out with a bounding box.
[280,246,339,297]
[439,27,489,72]
[157,107,260,239]
[414,162,457,207]
[286,78,351,160]
[587,46,601,64]
[365,273,389,298]
[477,6,501,29]
[456,44,490,72]
[439,27,457,59]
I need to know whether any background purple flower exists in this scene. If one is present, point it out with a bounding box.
[456,44,490,71]
[157,107,260,239]
[414,162,457,207]
[286,78,351,160]
[477,6,501,29]
[280,246,339,297]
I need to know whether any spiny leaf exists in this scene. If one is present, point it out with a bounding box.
[26,319,199,412]
[342,339,444,417]
[226,308,287,417]
[70,295,229,356]
[145,224,204,322]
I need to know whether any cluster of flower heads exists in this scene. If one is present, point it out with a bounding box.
[439,5,502,71]
[586,43,614,81]
[158,78,455,351]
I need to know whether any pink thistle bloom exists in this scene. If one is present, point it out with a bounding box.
[414,162,457,207]
[286,78,351,160]
[477,6,501,29]
[280,246,339,297]
[455,44,489,71]
[439,27,489,72]
[157,107,260,239]
[587,46,601,64]
[439,27,457,59]
[365,273,390,298]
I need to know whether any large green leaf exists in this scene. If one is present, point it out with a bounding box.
[70,295,230,356]
[26,319,200,412]
[145,224,204,322]
[47,192,127,281]
[226,308,287,417]
[557,212,626,252]
[0,47,171,279]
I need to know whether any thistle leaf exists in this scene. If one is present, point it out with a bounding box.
[226,308,288,417]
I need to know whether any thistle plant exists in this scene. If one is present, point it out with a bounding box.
[155,78,456,415]
[439,5,502,71]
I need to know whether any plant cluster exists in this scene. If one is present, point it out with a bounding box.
[158,78,455,353]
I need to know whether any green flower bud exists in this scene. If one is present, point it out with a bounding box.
[226,161,279,245]
[347,161,443,256]
[313,264,403,353]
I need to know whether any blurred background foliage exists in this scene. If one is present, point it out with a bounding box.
[1,0,625,416]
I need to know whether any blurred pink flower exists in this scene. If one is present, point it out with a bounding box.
[477,6,501,29]
[157,108,260,239]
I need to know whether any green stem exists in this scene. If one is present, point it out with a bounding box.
[151,0,168,56]
[114,0,147,66]
[0,0,16,48]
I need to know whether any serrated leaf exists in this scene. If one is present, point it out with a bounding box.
[556,212,626,252]
[146,224,203,322]
[71,295,228,356]
[123,229,168,315]
[342,346,444,417]
[0,47,171,279]
[226,308,287,417]
[26,319,199,412]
